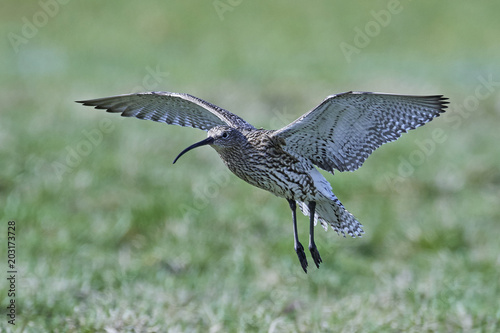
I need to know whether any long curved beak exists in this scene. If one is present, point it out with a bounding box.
[173,137,215,164]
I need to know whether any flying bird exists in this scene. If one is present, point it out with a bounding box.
[77,91,448,272]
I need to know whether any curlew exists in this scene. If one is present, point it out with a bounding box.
[77,91,448,272]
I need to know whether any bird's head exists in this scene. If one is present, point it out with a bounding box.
[173,126,243,164]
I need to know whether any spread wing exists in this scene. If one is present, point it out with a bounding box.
[273,91,448,173]
[76,91,255,131]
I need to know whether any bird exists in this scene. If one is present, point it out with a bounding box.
[77,91,448,273]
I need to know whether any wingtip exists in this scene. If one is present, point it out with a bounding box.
[437,95,450,112]
[75,99,98,107]
[76,99,113,110]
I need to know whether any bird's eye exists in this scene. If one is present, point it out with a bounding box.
[222,132,229,138]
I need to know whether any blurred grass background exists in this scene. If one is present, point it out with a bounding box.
[1,1,500,332]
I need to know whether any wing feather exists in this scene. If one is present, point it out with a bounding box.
[273,91,448,173]
[76,91,255,131]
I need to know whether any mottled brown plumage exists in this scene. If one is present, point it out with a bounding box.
[78,91,448,272]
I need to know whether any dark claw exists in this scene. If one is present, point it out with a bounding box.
[295,242,308,273]
[309,243,322,269]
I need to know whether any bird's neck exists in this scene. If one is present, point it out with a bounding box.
[212,130,283,183]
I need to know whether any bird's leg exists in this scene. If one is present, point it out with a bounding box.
[308,201,322,268]
[287,199,308,273]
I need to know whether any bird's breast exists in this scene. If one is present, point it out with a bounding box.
[217,136,329,201]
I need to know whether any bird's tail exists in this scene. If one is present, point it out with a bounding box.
[297,196,364,238]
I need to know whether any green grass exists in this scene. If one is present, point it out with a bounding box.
[1,1,500,332]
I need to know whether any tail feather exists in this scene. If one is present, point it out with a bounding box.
[298,196,364,238]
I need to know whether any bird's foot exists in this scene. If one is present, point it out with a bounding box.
[295,242,308,273]
[309,243,322,269]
